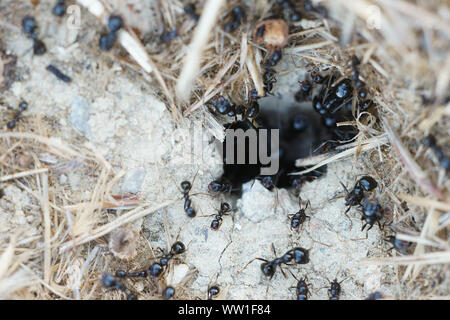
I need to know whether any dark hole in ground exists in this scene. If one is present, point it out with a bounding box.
[214,70,361,196]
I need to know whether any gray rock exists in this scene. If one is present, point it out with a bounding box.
[71,96,90,135]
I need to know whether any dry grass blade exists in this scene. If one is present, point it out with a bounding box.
[59,199,176,253]
[0,168,48,182]
[382,119,445,200]
[176,0,226,101]
[361,251,450,266]
[292,135,388,174]
[398,194,450,212]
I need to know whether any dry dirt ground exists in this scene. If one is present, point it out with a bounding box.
[0,0,447,300]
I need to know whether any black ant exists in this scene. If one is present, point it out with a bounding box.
[100,272,137,300]
[275,0,302,22]
[208,285,220,300]
[115,240,186,280]
[210,202,232,230]
[351,55,375,114]
[288,200,310,232]
[208,179,232,195]
[288,270,311,300]
[365,291,384,300]
[162,286,175,300]
[295,79,312,102]
[7,101,27,129]
[360,197,385,233]
[161,30,178,43]
[52,0,66,17]
[328,278,342,300]
[22,16,46,55]
[208,95,233,115]
[422,135,450,170]
[256,175,277,191]
[224,6,245,32]
[181,180,196,218]
[264,49,283,68]
[303,0,328,18]
[263,69,277,94]
[385,234,412,255]
[239,244,310,294]
[99,15,124,51]
[340,175,378,226]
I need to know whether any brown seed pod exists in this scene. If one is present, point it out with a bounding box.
[109,226,139,260]
[252,19,289,49]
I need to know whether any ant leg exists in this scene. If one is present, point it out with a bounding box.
[339,181,350,194]
[265,274,274,299]
[271,243,278,257]
[378,220,383,230]
[361,222,367,232]
[237,257,268,275]
[350,229,369,241]
[343,206,353,229]
[287,268,299,282]
[279,265,287,279]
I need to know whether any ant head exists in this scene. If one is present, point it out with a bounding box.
[100,272,116,287]
[163,286,175,300]
[220,202,231,212]
[260,261,276,277]
[171,241,186,255]
[208,180,222,193]
[180,181,191,192]
[208,285,220,300]
[358,176,378,191]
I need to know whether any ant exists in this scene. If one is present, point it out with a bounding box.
[208,95,233,115]
[99,15,124,51]
[263,68,277,95]
[275,0,302,22]
[224,6,245,32]
[295,80,312,102]
[360,197,385,234]
[264,49,283,68]
[340,175,378,226]
[210,202,232,230]
[422,135,450,170]
[351,55,375,114]
[115,240,186,280]
[162,286,175,300]
[160,30,178,43]
[52,0,66,17]
[288,270,311,300]
[181,180,196,218]
[256,175,277,191]
[208,285,220,300]
[288,199,311,232]
[22,16,46,55]
[328,278,343,300]
[100,272,137,300]
[208,179,232,195]
[385,234,412,255]
[365,291,384,300]
[7,101,27,129]
[239,244,310,294]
